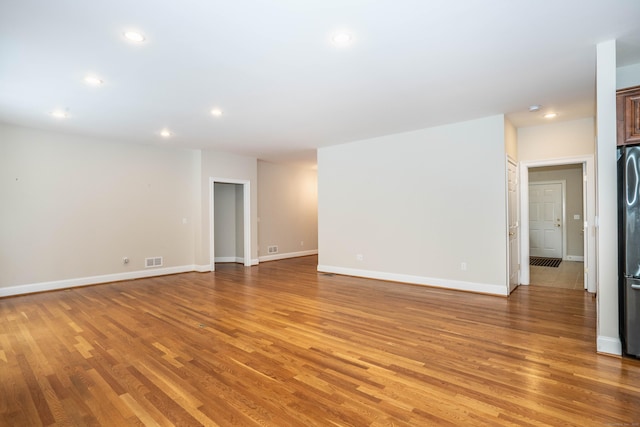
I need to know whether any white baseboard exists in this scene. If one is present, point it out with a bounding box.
[207,259,260,269]
[2,257,504,298]
[196,260,259,272]
[597,336,622,356]
[317,265,508,296]
[214,256,244,263]
[0,265,200,298]
[259,249,318,263]
[564,255,584,262]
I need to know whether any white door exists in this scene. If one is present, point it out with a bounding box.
[507,160,519,293]
[529,183,563,258]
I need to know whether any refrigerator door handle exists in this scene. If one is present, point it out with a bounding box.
[627,154,639,206]
[632,284,640,290]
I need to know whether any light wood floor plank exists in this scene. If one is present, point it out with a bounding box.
[1,255,640,425]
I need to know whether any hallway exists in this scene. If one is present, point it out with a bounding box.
[530,260,585,290]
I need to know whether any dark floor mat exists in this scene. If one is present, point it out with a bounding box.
[530,257,562,268]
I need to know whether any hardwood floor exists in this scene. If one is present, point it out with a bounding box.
[1,256,640,426]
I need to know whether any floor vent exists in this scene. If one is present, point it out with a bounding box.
[145,257,163,268]
[267,245,278,254]
[530,257,562,268]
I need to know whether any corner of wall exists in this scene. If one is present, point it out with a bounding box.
[504,117,518,160]
[595,39,619,344]
[597,335,622,356]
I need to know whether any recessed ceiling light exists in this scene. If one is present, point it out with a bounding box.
[124,31,145,43]
[84,75,103,86]
[50,109,68,119]
[160,129,172,138]
[331,31,353,47]
[544,112,558,119]
[211,108,223,117]
[529,105,542,112]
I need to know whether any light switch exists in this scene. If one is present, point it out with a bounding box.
[574,214,581,220]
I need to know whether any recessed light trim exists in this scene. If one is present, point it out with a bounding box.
[160,129,172,138]
[84,75,103,86]
[331,31,353,47]
[544,112,558,119]
[50,109,68,119]
[124,31,145,43]
[211,108,223,117]
[528,105,542,112]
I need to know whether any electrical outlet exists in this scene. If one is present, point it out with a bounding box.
[300,241,304,246]
[461,262,467,271]
[356,254,364,261]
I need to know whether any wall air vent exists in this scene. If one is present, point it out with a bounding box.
[145,257,163,268]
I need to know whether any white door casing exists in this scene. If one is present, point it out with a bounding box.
[582,164,588,290]
[529,182,563,258]
[519,156,595,294]
[209,177,252,272]
[507,158,519,293]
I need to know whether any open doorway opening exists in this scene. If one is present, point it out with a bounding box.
[214,182,245,265]
[519,156,596,293]
[209,178,251,272]
[528,165,584,289]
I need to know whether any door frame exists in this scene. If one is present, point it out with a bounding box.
[209,177,252,272]
[519,155,596,293]
[506,156,520,293]
[528,180,567,259]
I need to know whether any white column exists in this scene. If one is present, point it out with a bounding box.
[595,39,621,355]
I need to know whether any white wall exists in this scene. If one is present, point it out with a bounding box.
[0,123,200,292]
[505,118,517,160]
[596,40,620,355]
[518,117,595,161]
[617,62,640,90]
[257,161,318,261]
[318,115,508,295]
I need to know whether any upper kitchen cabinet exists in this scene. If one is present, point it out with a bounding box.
[617,85,640,146]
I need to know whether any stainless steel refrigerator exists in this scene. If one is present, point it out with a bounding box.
[618,145,640,357]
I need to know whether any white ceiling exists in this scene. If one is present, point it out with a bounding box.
[1,0,639,167]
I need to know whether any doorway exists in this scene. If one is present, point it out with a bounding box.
[214,183,245,264]
[519,156,596,293]
[209,178,251,272]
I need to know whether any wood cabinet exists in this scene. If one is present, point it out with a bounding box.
[617,85,640,146]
